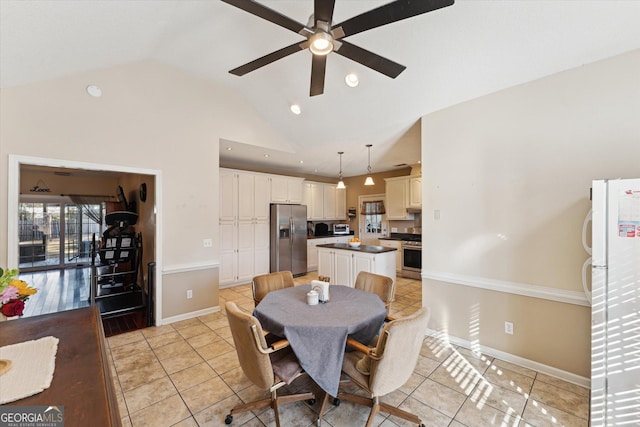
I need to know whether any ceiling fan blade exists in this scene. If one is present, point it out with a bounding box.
[335,41,405,78]
[314,0,336,25]
[310,55,327,96]
[333,0,454,38]
[221,0,306,33]
[230,43,304,76]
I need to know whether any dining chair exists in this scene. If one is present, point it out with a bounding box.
[252,271,295,306]
[224,301,315,426]
[318,307,431,427]
[353,271,395,314]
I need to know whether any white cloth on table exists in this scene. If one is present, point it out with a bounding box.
[0,336,59,404]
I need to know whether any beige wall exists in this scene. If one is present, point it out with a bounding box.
[0,60,290,322]
[421,49,640,378]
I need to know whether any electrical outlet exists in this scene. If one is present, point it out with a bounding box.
[187,290,193,299]
[505,321,514,335]
[203,238,213,248]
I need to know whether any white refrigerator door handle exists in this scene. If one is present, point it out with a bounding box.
[582,210,592,255]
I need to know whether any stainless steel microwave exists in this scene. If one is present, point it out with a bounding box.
[333,224,350,234]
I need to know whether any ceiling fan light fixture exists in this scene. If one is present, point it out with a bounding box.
[364,144,374,186]
[345,73,359,87]
[309,32,334,56]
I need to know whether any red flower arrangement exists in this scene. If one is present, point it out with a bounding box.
[0,268,37,318]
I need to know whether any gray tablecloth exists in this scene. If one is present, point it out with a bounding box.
[253,284,387,396]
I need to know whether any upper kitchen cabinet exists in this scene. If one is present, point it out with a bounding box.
[303,181,346,220]
[408,176,422,208]
[238,171,271,221]
[220,169,271,221]
[270,175,304,204]
[220,169,239,222]
[385,176,415,220]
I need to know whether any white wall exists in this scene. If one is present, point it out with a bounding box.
[0,60,290,321]
[421,49,640,380]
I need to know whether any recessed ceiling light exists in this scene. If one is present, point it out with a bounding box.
[290,104,301,115]
[226,147,232,151]
[345,73,359,88]
[86,84,102,97]
[264,154,270,158]
[299,160,304,164]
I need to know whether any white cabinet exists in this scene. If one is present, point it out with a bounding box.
[302,181,346,220]
[378,239,402,273]
[238,172,270,221]
[219,221,238,284]
[409,176,422,208]
[385,176,415,220]
[219,169,238,222]
[270,175,303,204]
[219,168,271,286]
[317,246,396,287]
[307,236,350,271]
[333,250,353,286]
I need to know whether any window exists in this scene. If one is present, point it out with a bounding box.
[361,200,385,234]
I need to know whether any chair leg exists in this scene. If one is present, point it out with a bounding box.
[379,401,422,425]
[228,397,272,417]
[336,392,374,408]
[317,392,330,424]
[364,396,382,427]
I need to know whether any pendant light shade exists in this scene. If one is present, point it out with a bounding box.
[364,144,374,186]
[337,152,346,189]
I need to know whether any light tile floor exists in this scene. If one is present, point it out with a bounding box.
[106,273,590,426]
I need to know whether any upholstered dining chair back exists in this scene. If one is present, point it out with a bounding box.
[225,301,274,390]
[368,307,430,397]
[252,271,295,306]
[353,271,395,311]
[225,302,315,426]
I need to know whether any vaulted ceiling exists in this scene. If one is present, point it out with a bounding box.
[2,1,639,177]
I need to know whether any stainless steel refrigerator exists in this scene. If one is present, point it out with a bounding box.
[270,204,308,277]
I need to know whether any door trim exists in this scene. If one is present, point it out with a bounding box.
[8,154,164,323]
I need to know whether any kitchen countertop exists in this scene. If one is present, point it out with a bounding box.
[307,233,354,239]
[316,243,397,253]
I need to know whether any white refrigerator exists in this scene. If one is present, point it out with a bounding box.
[591,178,640,426]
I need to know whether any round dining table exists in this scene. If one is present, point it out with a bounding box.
[253,284,387,396]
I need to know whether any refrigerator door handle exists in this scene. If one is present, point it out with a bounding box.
[290,217,294,245]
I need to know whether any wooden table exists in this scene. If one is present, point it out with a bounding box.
[0,307,121,427]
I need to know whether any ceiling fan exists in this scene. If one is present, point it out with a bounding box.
[222,0,455,96]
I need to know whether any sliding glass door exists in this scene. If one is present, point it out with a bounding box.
[19,197,103,271]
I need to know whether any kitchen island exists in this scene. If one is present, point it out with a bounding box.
[317,243,396,287]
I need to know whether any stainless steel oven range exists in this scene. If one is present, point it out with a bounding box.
[401,239,421,279]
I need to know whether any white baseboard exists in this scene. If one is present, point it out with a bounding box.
[159,306,220,325]
[425,328,590,389]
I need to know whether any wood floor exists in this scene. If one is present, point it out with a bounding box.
[18,267,146,337]
[19,267,91,316]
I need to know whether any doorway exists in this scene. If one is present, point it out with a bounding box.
[8,154,163,324]
[358,194,386,245]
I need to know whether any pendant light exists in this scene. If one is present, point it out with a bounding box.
[364,144,374,186]
[337,152,346,189]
